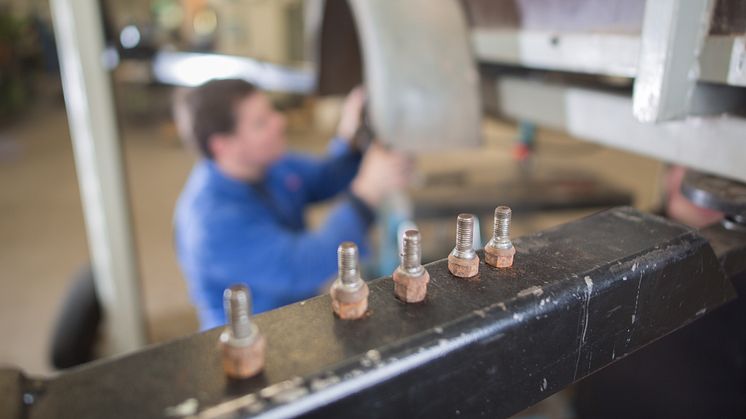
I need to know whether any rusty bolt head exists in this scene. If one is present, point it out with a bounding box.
[448,253,480,278]
[485,205,515,268]
[331,242,369,319]
[448,214,480,278]
[393,268,430,303]
[393,229,429,303]
[219,329,266,379]
[331,280,369,319]
[485,245,516,268]
[219,285,265,379]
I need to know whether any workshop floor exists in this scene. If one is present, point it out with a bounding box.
[0,83,663,379]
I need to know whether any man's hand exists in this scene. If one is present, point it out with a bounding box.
[337,86,366,142]
[351,143,413,207]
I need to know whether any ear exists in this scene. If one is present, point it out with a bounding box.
[208,132,233,159]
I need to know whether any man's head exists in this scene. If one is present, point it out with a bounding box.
[183,79,287,179]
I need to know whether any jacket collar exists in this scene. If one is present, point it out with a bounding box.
[200,159,258,199]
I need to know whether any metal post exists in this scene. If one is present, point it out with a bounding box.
[633,0,714,122]
[50,0,146,353]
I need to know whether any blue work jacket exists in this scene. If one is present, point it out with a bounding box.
[174,139,372,329]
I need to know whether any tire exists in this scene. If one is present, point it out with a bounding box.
[49,265,101,369]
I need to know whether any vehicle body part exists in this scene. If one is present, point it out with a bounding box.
[308,0,482,152]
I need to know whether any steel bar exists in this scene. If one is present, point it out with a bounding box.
[491,76,746,184]
[15,207,742,418]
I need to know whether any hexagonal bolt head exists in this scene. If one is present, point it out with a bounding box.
[393,229,430,303]
[393,269,430,303]
[448,253,480,278]
[220,332,267,379]
[331,281,369,319]
[219,285,266,379]
[485,245,516,268]
[448,214,480,278]
[331,242,369,319]
[485,206,515,268]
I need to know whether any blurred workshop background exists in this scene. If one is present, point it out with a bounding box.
[10,0,746,417]
[2,0,675,380]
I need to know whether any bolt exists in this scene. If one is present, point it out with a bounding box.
[485,206,517,268]
[453,214,477,259]
[448,214,480,278]
[393,230,430,303]
[225,285,253,339]
[338,242,362,287]
[219,284,266,379]
[331,242,369,319]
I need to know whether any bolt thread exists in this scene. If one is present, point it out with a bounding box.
[338,242,360,285]
[494,206,512,239]
[224,285,252,339]
[456,214,475,252]
[401,230,422,271]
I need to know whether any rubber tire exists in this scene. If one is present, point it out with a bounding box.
[49,265,101,369]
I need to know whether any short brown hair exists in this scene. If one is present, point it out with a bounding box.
[180,79,257,159]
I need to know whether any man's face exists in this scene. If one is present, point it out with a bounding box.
[217,92,287,170]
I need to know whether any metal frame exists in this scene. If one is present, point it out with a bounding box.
[473,29,746,88]
[15,207,743,419]
[472,29,640,78]
[633,0,715,122]
[492,76,746,184]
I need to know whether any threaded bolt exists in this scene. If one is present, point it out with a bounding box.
[452,213,477,259]
[400,230,424,276]
[491,206,513,249]
[224,285,253,340]
[332,242,368,319]
[338,242,361,286]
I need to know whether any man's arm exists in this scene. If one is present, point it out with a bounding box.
[286,138,362,204]
[290,85,367,203]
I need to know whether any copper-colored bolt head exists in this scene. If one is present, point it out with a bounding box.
[220,331,267,379]
[447,253,480,278]
[485,206,515,268]
[331,281,369,319]
[484,245,516,268]
[448,214,480,278]
[219,285,265,379]
[331,242,369,319]
[393,269,430,303]
[393,229,429,302]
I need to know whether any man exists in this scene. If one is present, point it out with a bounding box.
[174,79,410,330]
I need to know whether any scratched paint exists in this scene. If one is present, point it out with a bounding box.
[574,276,594,379]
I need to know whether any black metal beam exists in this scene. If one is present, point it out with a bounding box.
[15,207,743,419]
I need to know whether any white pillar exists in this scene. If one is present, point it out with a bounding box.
[50,0,146,353]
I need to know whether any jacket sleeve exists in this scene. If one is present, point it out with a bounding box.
[203,197,371,312]
[288,138,362,204]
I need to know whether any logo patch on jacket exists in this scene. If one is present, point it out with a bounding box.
[285,173,302,192]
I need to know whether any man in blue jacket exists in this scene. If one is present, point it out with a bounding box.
[174,79,410,330]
